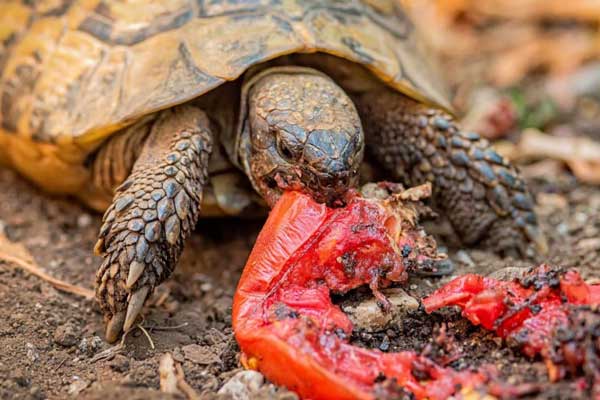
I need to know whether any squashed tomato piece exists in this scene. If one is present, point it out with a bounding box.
[424,265,600,380]
[233,188,489,400]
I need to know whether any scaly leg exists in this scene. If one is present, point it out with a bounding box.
[355,90,546,255]
[94,106,212,342]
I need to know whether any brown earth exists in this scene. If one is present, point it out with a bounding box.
[0,152,599,399]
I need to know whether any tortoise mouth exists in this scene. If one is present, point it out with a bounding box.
[259,166,355,208]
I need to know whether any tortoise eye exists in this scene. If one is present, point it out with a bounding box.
[276,134,296,161]
[279,142,293,160]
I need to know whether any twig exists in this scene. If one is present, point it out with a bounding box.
[154,290,170,307]
[90,343,124,363]
[159,353,201,400]
[175,363,201,400]
[146,322,189,332]
[55,357,68,371]
[159,353,180,395]
[137,324,155,350]
[0,251,94,299]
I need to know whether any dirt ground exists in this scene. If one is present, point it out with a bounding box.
[2,3,600,400]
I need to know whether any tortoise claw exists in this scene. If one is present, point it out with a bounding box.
[103,285,150,342]
[106,311,126,343]
[126,261,145,289]
[124,286,150,333]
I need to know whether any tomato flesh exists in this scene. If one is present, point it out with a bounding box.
[233,190,486,400]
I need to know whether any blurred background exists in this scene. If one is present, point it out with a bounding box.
[405,0,600,185]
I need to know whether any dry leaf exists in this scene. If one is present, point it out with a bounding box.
[520,159,566,181]
[504,129,600,184]
[516,129,600,162]
[404,0,600,87]
[182,344,221,365]
[567,160,600,185]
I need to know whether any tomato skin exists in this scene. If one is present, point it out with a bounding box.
[233,191,328,332]
[560,269,592,304]
[238,328,373,400]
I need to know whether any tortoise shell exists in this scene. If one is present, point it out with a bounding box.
[0,0,451,206]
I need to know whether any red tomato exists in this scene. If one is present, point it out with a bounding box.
[233,191,487,400]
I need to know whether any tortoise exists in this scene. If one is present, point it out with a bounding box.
[0,0,546,342]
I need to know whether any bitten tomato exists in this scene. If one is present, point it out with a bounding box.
[233,189,488,400]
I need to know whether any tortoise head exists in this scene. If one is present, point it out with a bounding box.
[238,68,364,207]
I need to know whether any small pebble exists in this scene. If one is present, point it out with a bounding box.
[200,282,213,291]
[53,323,79,347]
[344,288,419,330]
[455,250,475,268]
[556,223,568,236]
[109,354,130,372]
[78,336,103,356]
[218,370,265,400]
[487,267,528,281]
[379,335,390,351]
[77,214,92,228]
[25,343,38,362]
[67,378,89,395]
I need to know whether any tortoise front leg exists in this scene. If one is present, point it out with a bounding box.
[355,90,546,256]
[94,106,212,342]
